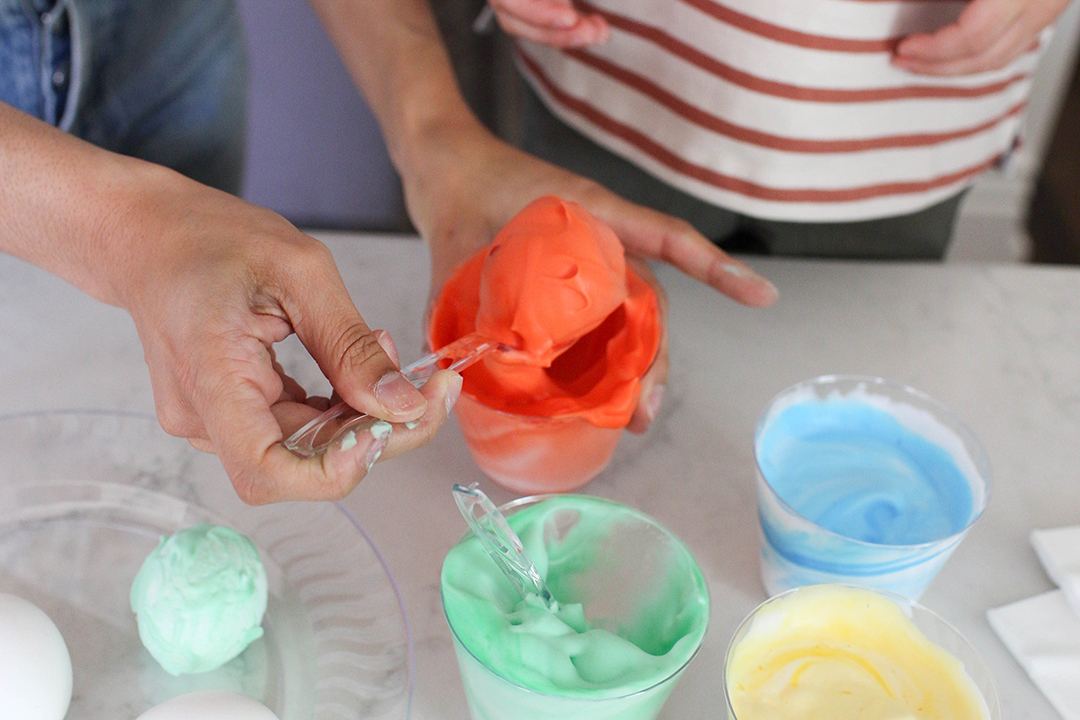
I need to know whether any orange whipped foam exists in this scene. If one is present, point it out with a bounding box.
[476,196,628,365]
[430,196,660,428]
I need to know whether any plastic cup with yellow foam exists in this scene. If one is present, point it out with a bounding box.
[723,584,1001,720]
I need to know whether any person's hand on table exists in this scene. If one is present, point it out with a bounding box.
[403,123,776,434]
[893,0,1068,76]
[487,0,610,47]
[109,173,461,504]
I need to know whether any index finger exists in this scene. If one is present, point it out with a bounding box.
[600,201,777,307]
[896,0,1022,63]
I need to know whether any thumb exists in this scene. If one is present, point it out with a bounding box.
[626,257,670,434]
[287,262,427,423]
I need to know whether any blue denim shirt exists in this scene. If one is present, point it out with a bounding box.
[0,0,247,192]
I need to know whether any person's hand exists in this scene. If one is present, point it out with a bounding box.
[488,0,609,47]
[109,168,461,504]
[406,124,777,310]
[893,0,1068,76]
[401,122,776,433]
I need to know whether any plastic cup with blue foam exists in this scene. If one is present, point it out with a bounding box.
[753,375,990,600]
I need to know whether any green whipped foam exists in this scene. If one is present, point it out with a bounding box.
[130,524,268,676]
[441,496,709,700]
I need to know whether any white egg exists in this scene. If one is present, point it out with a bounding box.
[136,691,280,720]
[0,592,73,720]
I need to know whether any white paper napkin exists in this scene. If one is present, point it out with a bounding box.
[1033,527,1080,615]
[988,591,1080,719]
[989,526,1080,719]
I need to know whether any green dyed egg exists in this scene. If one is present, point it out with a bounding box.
[130,524,268,675]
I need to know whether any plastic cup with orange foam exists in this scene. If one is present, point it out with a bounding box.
[428,196,661,493]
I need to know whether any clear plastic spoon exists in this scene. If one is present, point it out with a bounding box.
[284,333,507,458]
[452,482,556,608]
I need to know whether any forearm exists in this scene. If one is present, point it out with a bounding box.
[0,102,173,306]
[308,0,486,177]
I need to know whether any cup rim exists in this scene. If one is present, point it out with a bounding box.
[754,374,993,551]
[722,583,1002,717]
[441,493,711,703]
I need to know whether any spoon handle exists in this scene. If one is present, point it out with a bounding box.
[452,482,555,607]
[283,333,502,458]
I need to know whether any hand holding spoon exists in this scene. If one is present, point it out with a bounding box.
[284,333,506,458]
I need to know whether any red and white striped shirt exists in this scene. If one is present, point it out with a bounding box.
[516,0,1045,221]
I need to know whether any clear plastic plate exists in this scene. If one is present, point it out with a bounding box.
[0,411,411,719]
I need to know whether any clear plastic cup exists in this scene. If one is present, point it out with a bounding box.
[428,261,660,495]
[442,495,710,720]
[452,396,622,494]
[754,375,990,600]
[723,585,1002,719]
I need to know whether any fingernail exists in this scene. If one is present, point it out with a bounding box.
[374,329,400,368]
[760,279,780,303]
[375,371,426,415]
[723,263,779,302]
[554,11,577,28]
[339,430,359,452]
[364,420,393,472]
[445,373,463,416]
[721,263,751,278]
[646,384,665,422]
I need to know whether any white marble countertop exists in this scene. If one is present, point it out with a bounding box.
[2,232,1078,719]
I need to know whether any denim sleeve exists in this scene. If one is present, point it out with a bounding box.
[0,0,45,119]
[1,0,246,195]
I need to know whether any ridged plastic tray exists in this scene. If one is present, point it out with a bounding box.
[0,411,411,719]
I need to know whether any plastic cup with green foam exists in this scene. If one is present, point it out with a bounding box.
[441,494,710,720]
